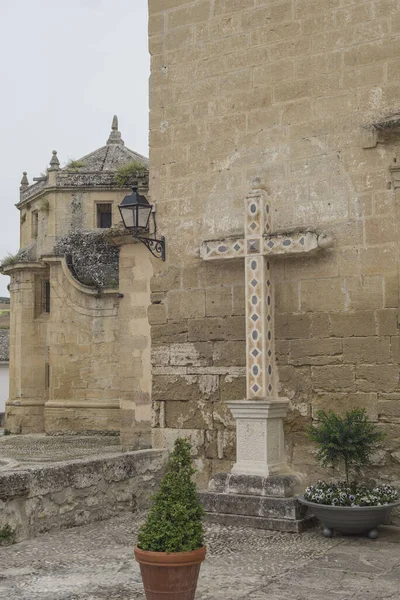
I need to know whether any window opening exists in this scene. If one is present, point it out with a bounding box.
[97,203,112,228]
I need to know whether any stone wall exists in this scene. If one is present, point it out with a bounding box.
[0,449,166,543]
[149,0,400,486]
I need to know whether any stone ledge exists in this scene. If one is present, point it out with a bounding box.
[0,449,167,542]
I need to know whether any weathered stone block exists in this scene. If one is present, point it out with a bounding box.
[151,266,181,293]
[147,303,167,325]
[206,286,233,317]
[289,338,342,365]
[208,473,302,498]
[378,396,400,423]
[312,393,378,421]
[377,309,398,336]
[167,289,206,320]
[300,279,345,312]
[213,341,246,366]
[343,276,384,311]
[330,311,376,337]
[342,337,390,364]
[188,317,225,341]
[152,321,188,345]
[152,427,205,456]
[311,365,355,391]
[278,365,312,396]
[311,313,330,338]
[357,365,399,393]
[167,0,211,30]
[232,285,245,315]
[165,400,213,429]
[169,342,213,366]
[275,313,311,339]
[152,374,215,402]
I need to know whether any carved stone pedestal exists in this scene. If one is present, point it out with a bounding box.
[200,399,315,533]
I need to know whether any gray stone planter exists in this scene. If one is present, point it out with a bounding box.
[298,496,400,539]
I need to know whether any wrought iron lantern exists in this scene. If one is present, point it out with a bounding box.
[118,187,165,260]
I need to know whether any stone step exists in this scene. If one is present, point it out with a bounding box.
[200,491,307,521]
[205,511,316,534]
[208,472,303,498]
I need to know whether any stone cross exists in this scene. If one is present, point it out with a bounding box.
[200,185,332,478]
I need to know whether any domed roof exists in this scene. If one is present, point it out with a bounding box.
[61,115,148,173]
[18,116,149,206]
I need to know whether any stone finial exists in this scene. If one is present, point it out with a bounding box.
[48,150,60,171]
[107,115,125,146]
[20,171,29,188]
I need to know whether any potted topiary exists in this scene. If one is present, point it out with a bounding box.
[134,438,206,600]
[298,408,400,539]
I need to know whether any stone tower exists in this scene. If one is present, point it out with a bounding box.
[3,117,152,446]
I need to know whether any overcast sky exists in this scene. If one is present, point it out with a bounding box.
[0,0,149,296]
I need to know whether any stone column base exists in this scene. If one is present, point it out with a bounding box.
[200,473,315,533]
[44,402,120,434]
[5,401,45,434]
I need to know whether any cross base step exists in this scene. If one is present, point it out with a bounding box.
[200,472,316,534]
[204,510,316,533]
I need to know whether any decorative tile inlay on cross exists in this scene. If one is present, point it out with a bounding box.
[201,187,332,401]
[200,186,333,477]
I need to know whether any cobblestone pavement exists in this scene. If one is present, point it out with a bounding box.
[0,433,122,468]
[1,514,399,599]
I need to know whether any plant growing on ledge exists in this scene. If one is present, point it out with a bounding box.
[0,524,15,546]
[298,408,399,539]
[135,438,206,600]
[0,244,34,269]
[66,159,86,171]
[115,161,148,187]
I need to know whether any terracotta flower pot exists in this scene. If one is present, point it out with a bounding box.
[134,545,206,600]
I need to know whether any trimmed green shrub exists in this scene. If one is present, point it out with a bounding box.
[307,408,385,485]
[137,438,204,553]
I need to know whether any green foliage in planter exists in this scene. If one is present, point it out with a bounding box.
[115,161,148,188]
[304,481,398,506]
[137,438,204,553]
[307,408,385,485]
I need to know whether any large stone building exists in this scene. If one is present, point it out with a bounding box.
[3,118,153,448]
[148,0,400,488]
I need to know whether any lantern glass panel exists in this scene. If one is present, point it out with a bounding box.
[120,206,135,229]
[138,205,152,229]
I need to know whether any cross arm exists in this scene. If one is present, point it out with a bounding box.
[201,231,332,261]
